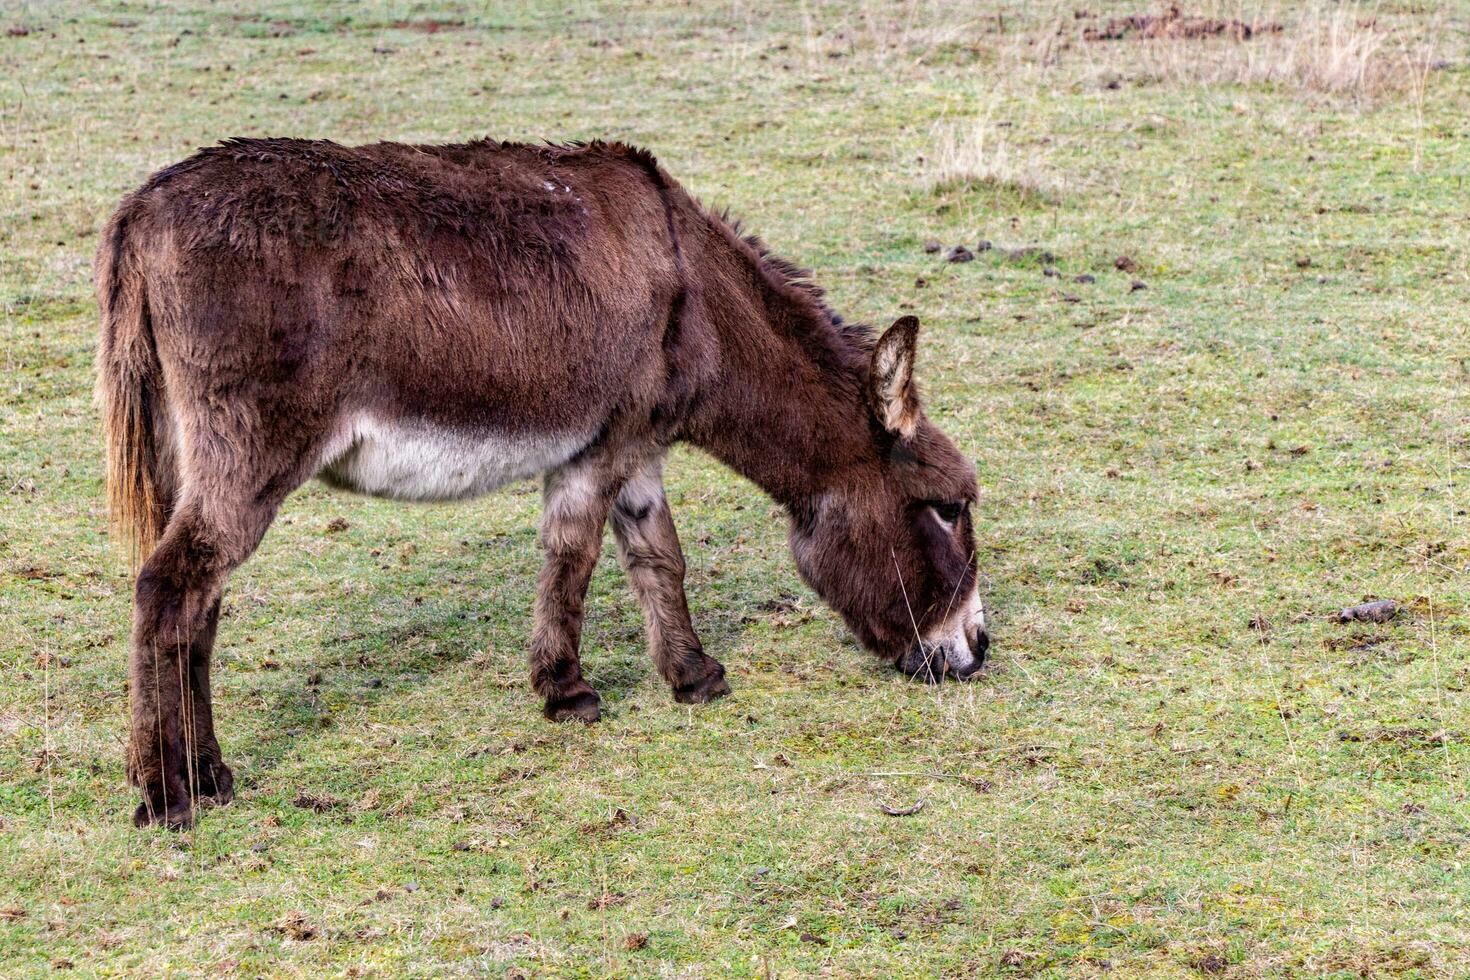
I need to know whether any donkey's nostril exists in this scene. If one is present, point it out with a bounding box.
[971,628,990,661]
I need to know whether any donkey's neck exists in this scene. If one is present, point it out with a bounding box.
[680,229,875,509]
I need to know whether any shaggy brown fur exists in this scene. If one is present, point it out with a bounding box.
[96,138,987,829]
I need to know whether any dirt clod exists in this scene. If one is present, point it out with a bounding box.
[1074,273,1096,284]
[623,932,649,950]
[1084,7,1281,42]
[1114,255,1137,272]
[270,910,318,941]
[291,791,342,812]
[945,245,974,263]
[922,239,942,253]
[1129,279,1148,291]
[1333,599,1398,624]
[1191,953,1228,974]
[325,517,350,533]
[1007,246,1055,263]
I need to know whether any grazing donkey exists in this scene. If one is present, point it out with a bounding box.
[97,138,988,829]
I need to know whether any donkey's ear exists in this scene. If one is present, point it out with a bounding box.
[870,315,922,439]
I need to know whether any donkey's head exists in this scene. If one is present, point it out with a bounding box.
[788,316,988,682]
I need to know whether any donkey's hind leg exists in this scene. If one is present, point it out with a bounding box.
[128,478,298,829]
[609,458,729,704]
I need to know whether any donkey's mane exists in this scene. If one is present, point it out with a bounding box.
[719,212,875,352]
[527,140,877,369]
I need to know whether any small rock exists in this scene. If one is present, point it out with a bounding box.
[975,239,992,252]
[1129,279,1147,292]
[922,239,942,253]
[1334,600,1398,624]
[945,245,974,263]
[1295,255,1312,268]
[1062,293,1080,303]
[1114,255,1137,272]
[365,677,383,689]
[1073,273,1096,284]
[1043,265,1060,277]
[402,881,420,893]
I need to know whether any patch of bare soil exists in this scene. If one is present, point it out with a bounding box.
[390,19,463,34]
[1084,6,1281,42]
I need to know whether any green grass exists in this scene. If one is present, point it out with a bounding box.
[2,0,1468,975]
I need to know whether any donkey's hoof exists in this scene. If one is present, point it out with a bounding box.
[197,762,235,807]
[133,799,194,831]
[544,690,602,723]
[673,661,731,704]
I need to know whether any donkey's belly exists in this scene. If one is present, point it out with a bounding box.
[318,415,595,502]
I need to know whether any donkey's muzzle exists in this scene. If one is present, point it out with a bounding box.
[897,626,988,683]
[951,628,989,681]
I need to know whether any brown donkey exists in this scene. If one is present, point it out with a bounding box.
[97,138,988,829]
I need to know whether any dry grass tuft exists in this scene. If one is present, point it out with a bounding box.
[923,116,1059,203]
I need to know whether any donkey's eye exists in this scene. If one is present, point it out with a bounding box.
[931,501,965,525]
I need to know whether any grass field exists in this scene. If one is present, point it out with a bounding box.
[2,0,1468,975]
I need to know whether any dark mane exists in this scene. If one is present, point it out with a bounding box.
[510,140,877,364]
[717,210,875,356]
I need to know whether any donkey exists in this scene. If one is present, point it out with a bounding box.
[96,138,989,829]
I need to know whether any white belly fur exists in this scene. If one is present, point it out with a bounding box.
[318,415,595,502]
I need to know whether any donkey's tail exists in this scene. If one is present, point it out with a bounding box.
[95,211,171,567]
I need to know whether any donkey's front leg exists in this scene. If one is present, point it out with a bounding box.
[609,458,730,704]
[530,463,618,723]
